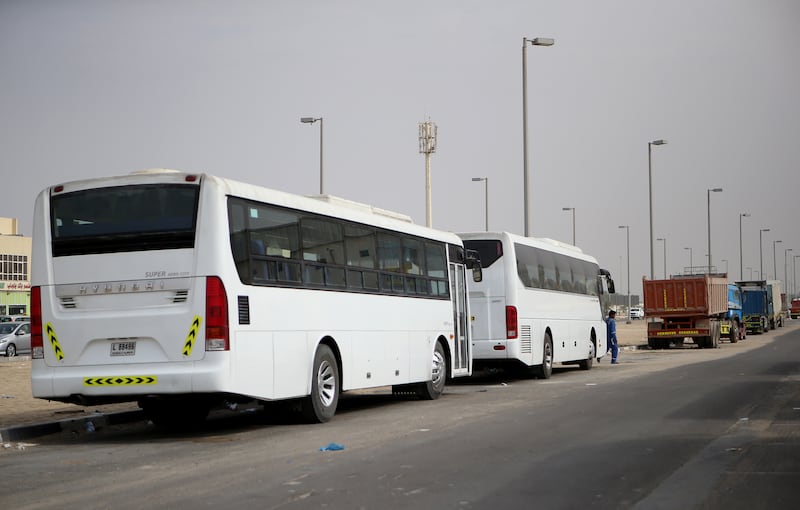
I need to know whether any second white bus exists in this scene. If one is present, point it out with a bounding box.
[30,170,478,425]
[459,232,615,378]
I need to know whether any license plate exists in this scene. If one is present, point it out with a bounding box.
[110,341,136,357]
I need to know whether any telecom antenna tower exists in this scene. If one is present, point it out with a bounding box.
[418,120,437,227]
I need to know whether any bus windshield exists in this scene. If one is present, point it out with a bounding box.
[50,184,200,256]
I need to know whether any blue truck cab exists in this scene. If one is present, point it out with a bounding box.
[741,288,770,334]
[721,284,745,341]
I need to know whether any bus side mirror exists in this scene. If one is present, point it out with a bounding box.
[472,266,483,283]
[607,279,616,294]
[465,249,482,282]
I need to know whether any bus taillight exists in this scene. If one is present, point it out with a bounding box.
[206,276,229,351]
[31,286,44,359]
[506,305,518,339]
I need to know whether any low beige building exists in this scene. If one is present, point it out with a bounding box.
[0,217,32,316]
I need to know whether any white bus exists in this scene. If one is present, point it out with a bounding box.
[459,232,615,378]
[30,170,478,425]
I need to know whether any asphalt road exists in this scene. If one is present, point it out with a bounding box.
[1,327,798,509]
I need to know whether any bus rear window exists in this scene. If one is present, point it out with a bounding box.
[50,184,200,256]
[462,240,503,268]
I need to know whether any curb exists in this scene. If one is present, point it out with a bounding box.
[0,409,145,443]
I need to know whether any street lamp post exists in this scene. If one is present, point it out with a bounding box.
[707,187,723,273]
[619,225,631,323]
[522,36,554,237]
[472,177,489,231]
[562,207,575,245]
[657,237,667,278]
[684,247,693,273]
[794,255,800,298]
[759,228,770,279]
[739,212,750,280]
[648,139,667,279]
[300,116,324,194]
[772,240,782,281]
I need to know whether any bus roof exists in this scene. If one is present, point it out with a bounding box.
[45,170,462,245]
[458,231,599,264]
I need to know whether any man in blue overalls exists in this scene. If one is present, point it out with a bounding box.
[606,309,619,364]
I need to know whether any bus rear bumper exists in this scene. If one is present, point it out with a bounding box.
[31,355,231,405]
[472,340,512,360]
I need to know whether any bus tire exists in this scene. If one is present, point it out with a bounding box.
[579,338,595,370]
[416,341,447,400]
[534,333,553,379]
[301,344,339,423]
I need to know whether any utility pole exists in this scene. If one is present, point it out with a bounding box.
[418,120,438,228]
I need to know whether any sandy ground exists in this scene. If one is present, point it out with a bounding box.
[0,359,139,429]
[0,321,651,430]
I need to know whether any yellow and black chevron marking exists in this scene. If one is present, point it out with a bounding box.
[182,315,202,357]
[83,376,157,387]
[44,322,64,361]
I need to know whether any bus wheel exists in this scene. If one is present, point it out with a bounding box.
[579,338,595,370]
[416,341,447,400]
[301,344,339,423]
[535,333,553,379]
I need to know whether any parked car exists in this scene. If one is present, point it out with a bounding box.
[629,307,645,319]
[0,316,29,323]
[0,321,31,357]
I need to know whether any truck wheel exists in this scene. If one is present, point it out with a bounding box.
[729,321,739,343]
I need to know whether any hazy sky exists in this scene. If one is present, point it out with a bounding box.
[2,0,799,296]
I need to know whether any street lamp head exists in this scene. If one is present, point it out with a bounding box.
[657,237,665,241]
[775,240,783,244]
[650,139,667,146]
[761,228,770,233]
[618,225,627,229]
[710,187,723,193]
[562,207,573,211]
[300,117,318,124]
[530,37,555,46]
[472,177,486,182]
[741,212,751,218]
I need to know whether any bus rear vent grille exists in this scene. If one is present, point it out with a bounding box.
[172,290,189,303]
[60,297,77,309]
[520,325,532,353]
[238,295,250,325]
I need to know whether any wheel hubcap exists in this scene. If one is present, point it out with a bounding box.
[431,349,445,388]
[317,359,336,407]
